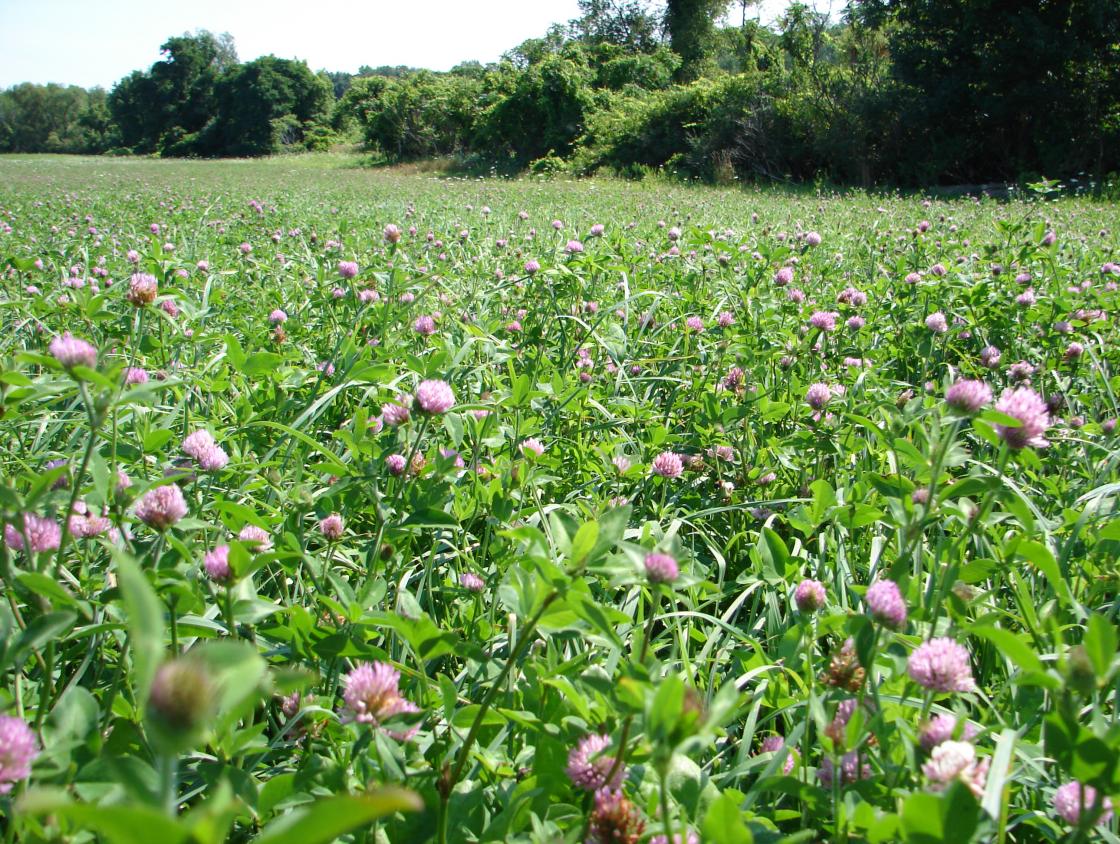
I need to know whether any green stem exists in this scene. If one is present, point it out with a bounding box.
[158,753,178,816]
[224,586,238,640]
[659,766,675,844]
[437,586,565,844]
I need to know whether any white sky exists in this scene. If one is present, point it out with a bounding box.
[0,0,825,89]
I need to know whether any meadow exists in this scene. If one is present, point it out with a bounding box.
[0,154,1117,843]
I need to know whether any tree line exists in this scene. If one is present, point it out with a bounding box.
[1,1,1117,187]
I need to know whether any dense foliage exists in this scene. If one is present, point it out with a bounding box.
[0,155,1118,842]
[3,0,1118,186]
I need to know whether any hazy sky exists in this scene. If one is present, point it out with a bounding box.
[0,0,824,89]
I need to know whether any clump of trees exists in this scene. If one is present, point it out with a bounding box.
[2,1,1118,187]
[0,84,113,153]
[1,31,334,157]
[107,32,333,156]
[334,0,1120,186]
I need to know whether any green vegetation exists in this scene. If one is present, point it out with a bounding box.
[0,154,1117,842]
[2,1,1118,186]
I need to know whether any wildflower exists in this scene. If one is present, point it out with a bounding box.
[586,788,644,844]
[994,387,1050,449]
[818,751,871,787]
[758,735,796,774]
[1054,781,1114,826]
[0,715,39,793]
[338,261,358,279]
[342,661,420,739]
[386,454,407,475]
[566,734,623,791]
[922,740,988,798]
[774,266,794,286]
[49,332,97,369]
[382,397,411,426]
[926,312,948,334]
[237,524,272,553]
[589,224,605,237]
[806,383,832,410]
[717,310,735,327]
[460,572,485,592]
[383,224,401,244]
[612,456,631,473]
[866,580,907,629]
[685,315,704,332]
[182,430,216,460]
[822,638,865,691]
[723,367,745,392]
[644,552,679,584]
[809,311,838,332]
[524,259,540,275]
[520,438,545,458]
[203,545,232,583]
[413,315,436,336]
[127,273,158,306]
[269,309,287,324]
[124,367,149,385]
[794,579,827,613]
[651,451,683,479]
[68,503,110,538]
[920,714,977,751]
[196,444,229,472]
[319,513,344,541]
[135,484,188,530]
[414,379,455,414]
[805,231,822,246]
[945,380,992,414]
[1008,360,1035,381]
[908,638,976,693]
[565,240,584,254]
[4,513,61,553]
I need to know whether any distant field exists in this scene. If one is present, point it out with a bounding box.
[0,153,1117,843]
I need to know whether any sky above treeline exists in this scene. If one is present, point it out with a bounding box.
[0,0,831,89]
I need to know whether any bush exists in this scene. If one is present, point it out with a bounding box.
[475,54,596,162]
[359,72,483,160]
[578,72,768,178]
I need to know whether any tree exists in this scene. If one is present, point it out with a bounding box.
[108,30,236,154]
[0,83,111,153]
[569,0,664,52]
[853,0,1120,184]
[476,54,596,161]
[664,0,730,80]
[207,56,333,156]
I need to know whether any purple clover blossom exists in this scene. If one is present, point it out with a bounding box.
[908,638,976,693]
[644,552,679,584]
[651,451,683,479]
[794,579,827,613]
[0,715,39,793]
[565,734,623,791]
[994,387,1050,449]
[414,379,455,414]
[945,379,992,414]
[865,579,907,629]
[49,332,97,369]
